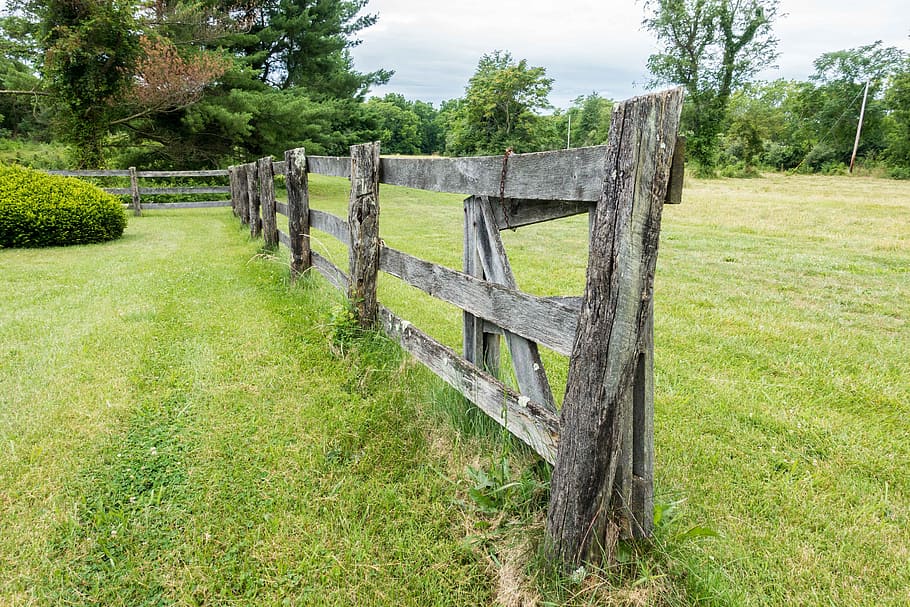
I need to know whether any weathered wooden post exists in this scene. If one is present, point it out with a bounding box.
[463,197,500,374]
[347,142,381,328]
[236,164,250,226]
[258,156,278,248]
[285,148,311,281]
[246,162,261,238]
[129,166,141,216]
[546,88,684,568]
[228,166,239,217]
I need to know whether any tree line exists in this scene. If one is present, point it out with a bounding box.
[1,0,908,178]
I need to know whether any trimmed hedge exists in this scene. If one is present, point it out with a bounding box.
[0,164,127,248]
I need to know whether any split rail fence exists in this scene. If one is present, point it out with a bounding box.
[47,168,231,215]
[230,88,685,567]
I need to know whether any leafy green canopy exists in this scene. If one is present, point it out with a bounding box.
[0,164,126,247]
[40,0,140,168]
[126,0,392,167]
[447,50,555,156]
[644,0,780,175]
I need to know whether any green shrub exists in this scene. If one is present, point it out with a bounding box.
[0,164,126,248]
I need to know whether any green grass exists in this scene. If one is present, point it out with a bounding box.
[1,172,908,605]
[0,209,495,605]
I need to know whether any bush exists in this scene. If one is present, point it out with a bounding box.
[0,164,127,248]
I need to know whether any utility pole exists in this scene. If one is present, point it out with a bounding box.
[849,80,870,174]
[567,113,572,149]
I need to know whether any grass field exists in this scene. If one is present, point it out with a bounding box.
[1,172,908,605]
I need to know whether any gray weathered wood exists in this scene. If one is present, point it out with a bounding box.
[312,251,350,292]
[229,166,239,217]
[379,306,559,463]
[259,157,278,248]
[236,166,250,225]
[631,305,655,538]
[348,142,381,327]
[140,201,232,209]
[546,87,684,568]
[379,146,608,201]
[135,186,231,195]
[104,188,132,195]
[310,209,351,247]
[307,156,350,177]
[271,160,287,175]
[664,136,685,205]
[134,169,228,178]
[245,163,261,237]
[475,196,556,410]
[129,166,141,217]
[462,198,499,374]
[285,148,311,280]
[490,199,595,230]
[278,229,291,248]
[543,296,583,311]
[276,202,289,217]
[46,169,130,177]
[379,245,578,357]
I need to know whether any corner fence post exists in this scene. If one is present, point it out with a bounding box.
[285,148,310,281]
[129,166,141,216]
[259,156,278,248]
[348,141,381,328]
[545,87,684,569]
[246,162,261,238]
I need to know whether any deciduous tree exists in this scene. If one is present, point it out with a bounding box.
[644,0,779,175]
[448,50,554,155]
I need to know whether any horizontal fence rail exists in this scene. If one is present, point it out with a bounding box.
[230,87,685,571]
[46,167,232,215]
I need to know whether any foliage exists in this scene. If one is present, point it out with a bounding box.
[364,94,423,155]
[556,92,613,149]
[447,50,554,155]
[644,0,780,175]
[39,0,141,168]
[0,164,125,247]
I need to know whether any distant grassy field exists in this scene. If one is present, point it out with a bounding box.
[1,172,908,606]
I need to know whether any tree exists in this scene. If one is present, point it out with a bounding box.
[364,95,422,154]
[885,58,910,170]
[800,42,906,169]
[40,0,141,167]
[644,0,780,175]
[121,0,391,166]
[447,50,554,155]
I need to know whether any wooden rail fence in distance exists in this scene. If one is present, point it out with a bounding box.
[229,88,685,570]
[47,168,231,216]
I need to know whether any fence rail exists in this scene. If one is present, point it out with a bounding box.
[229,87,685,570]
[46,167,231,215]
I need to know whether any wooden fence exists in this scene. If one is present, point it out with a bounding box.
[230,88,685,568]
[46,168,231,216]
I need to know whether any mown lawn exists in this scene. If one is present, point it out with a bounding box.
[1,172,908,606]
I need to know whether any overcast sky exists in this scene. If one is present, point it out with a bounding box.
[349,0,910,108]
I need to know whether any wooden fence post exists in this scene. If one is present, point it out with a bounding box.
[463,197,500,374]
[285,148,311,281]
[237,165,250,226]
[545,87,684,568]
[228,166,239,217]
[246,162,261,238]
[348,142,381,328]
[258,156,278,248]
[129,166,141,216]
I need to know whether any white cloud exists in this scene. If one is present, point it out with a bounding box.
[353,0,910,107]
